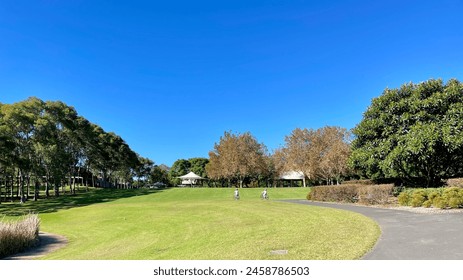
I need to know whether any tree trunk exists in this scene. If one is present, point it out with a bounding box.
[45,176,50,198]
[26,174,31,201]
[54,177,60,197]
[34,180,40,201]
[19,170,26,204]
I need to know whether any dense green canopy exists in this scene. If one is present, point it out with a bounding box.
[0,97,146,202]
[350,79,463,187]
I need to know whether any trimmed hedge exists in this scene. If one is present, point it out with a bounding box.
[307,184,394,205]
[447,178,463,188]
[0,214,40,258]
[397,187,463,209]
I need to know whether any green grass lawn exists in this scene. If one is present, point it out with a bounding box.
[1,187,380,260]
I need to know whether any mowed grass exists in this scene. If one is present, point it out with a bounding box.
[8,188,380,260]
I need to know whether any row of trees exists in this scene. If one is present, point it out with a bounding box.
[172,79,463,190]
[203,127,352,188]
[6,77,454,202]
[0,97,159,203]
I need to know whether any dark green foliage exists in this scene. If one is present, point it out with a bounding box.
[350,79,463,188]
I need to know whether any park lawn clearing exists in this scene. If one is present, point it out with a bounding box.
[28,188,378,260]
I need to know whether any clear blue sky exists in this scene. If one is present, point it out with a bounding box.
[1,0,462,166]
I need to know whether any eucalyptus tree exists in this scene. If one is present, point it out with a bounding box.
[135,156,155,188]
[0,103,15,202]
[1,97,149,201]
[350,79,463,187]
[1,97,44,202]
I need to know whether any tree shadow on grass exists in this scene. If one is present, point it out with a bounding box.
[0,188,164,217]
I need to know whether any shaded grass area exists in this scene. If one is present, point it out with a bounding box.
[31,188,379,260]
[0,188,161,216]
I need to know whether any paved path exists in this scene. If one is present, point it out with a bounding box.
[287,200,463,260]
[3,232,68,260]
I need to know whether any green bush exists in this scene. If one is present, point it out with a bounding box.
[427,189,442,204]
[433,197,448,209]
[410,189,428,207]
[397,187,463,209]
[422,200,432,208]
[398,191,411,206]
[442,187,463,208]
[0,214,40,258]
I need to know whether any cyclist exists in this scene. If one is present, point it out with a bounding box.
[261,188,269,200]
[234,188,240,200]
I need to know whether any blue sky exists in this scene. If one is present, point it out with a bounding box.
[1,0,462,166]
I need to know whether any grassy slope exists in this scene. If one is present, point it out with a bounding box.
[4,188,380,260]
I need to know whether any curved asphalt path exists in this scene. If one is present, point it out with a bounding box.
[287,200,463,260]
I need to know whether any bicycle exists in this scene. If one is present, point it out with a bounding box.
[260,192,269,200]
[234,189,240,200]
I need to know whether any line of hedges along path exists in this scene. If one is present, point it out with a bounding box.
[286,200,463,260]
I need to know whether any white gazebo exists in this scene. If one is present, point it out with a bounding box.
[178,172,204,187]
[280,171,305,187]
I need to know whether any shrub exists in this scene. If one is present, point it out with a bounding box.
[442,187,463,208]
[342,179,374,185]
[398,191,411,206]
[427,189,442,204]
[422,200,432,208]
[433,197,448,209]
[397,187,463,209]
[410,189,428,207]
[0,214,40,258]
[308,184,359,203]
[308,184,393,205]
[358,184,394,205]
[447,178,463,188]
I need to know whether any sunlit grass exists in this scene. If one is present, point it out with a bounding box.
[22,187,380,260]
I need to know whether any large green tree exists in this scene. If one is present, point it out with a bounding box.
[169,159,191,185]
[350,79,463,187]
